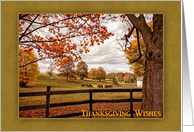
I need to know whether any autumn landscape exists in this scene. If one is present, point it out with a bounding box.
[19,14,163,118]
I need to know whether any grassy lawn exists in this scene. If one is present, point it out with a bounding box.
[20,74,137,91]
[19,75,141,105]
[19,74,142,118]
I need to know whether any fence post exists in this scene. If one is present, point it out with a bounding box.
[89,89,93,118]
[130,89,133,118]
[45,86,51,118]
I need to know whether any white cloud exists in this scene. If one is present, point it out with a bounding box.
[87,64,133,74]
[38,62,49,73]
[38,59,58,73]
[80,40,127,65]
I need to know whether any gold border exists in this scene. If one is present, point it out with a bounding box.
[1,1,181,131]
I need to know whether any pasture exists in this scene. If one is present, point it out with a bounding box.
[19,74,142,118]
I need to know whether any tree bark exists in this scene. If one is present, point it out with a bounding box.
[127,14,163,117]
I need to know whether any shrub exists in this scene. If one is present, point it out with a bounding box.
[19,81,27,87]
[111,75,118,85]
[130,76,134,83]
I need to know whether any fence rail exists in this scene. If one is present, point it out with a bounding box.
[19,86,142,118]
[19,88,142,97]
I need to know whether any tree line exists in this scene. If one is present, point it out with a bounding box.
[19,49,135,87]
[50,60,136,83]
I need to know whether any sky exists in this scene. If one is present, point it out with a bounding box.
[36,14,152,74]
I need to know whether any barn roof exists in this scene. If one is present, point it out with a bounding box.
[137,76,143,81]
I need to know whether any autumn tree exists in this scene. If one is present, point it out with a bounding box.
[96,67,106,82]
[106,72,116,79]
[124,72,132,83]
[126,21,153,77]
[88,68,97,79]
[116,72,124,82]
[124,39,146,77]
[19,14,114,68]
[122,14,163,117]
[76,61,88,80]
[47,63,55,76]
[58,60,76,82]
[19,49,40,87]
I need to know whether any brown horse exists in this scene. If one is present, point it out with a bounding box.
[105,85,113,88]
[97,85,103,88]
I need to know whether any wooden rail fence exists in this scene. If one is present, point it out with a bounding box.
[19,86,142,118]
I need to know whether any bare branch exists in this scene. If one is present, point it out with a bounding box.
[121,26,135,51]
[19,33,92,44]
[19,14,29,19]
[19,55,66,68]
[19,14,100,39]
[127,14,152,39]
[130,28,142,63]
[124,26,135,41]
[19,14,40,41]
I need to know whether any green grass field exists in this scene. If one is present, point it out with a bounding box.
[19,74,142,118]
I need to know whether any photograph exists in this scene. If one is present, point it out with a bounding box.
[19,14,163,118]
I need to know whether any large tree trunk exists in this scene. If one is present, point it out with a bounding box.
[127,14,163,117]
[142,14,163,117]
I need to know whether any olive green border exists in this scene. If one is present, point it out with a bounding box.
[1,1,181,131]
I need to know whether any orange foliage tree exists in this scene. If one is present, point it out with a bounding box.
[19,14,114,68]
[124,39,146,77]
[19,49,40,86]
[106,72,116,79]
[123,21,153,77]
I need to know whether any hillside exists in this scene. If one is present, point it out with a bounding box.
[19,74,136,92]
[19,74,141,118]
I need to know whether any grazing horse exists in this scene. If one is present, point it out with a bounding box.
[81,84,85,87]
[87,84,93,87]
[105,85,113,88]
[97,85,103,88]
[109,85,113,88]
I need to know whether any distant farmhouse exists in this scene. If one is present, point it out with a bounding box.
[137,76,143,88]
